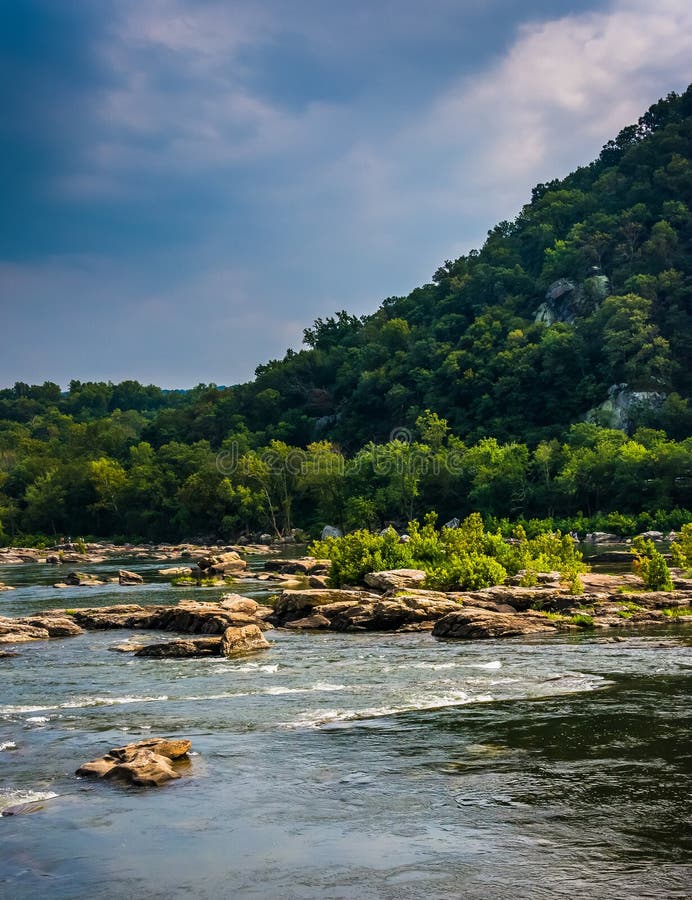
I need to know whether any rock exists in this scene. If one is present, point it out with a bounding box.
[638,531,664,541]
[264,557,331,575]
[197,550,247,574]
[585,383,666,432]
[284,614,331,630]
[323,595,461,632]
[63,571,104,586]
[158,567,193,577]
[308,574,330,589]
[433,607,558,640]
[119,569,144,585]
[534,275,608,326]
[45,555,61,564]
[587,550,633,563]
[109,641,146,653]
[259,533,273,544]
[0,583,15,592]
[218,594,260,615]
[270,589,376,625]
[443,518,461,529]
[220,624,270,656]
[76,737,192,787]
[0,619,50,643]
[320,525,342,539]
[135,638,222,658]
[17,615,84,637]
[460,585,565,612]
[364,569,427,592]
[585,532,621,543]
[0,650,20,658]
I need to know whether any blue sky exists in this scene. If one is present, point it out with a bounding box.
[1,0,690,388]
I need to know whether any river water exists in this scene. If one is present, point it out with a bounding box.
[1,556,691,899]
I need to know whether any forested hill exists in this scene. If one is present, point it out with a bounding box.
[1,87,692,541]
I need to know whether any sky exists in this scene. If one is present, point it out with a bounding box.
[1,0,690,389]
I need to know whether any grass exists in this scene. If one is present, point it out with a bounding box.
[661,606,692,617]
[538,610,595,627]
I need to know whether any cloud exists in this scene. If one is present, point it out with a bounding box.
[2,0,691,388]
[385,0,692,230]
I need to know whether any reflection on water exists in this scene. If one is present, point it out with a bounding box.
[1,556,691,899]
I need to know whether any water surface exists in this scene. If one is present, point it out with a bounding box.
[1,557,690,898]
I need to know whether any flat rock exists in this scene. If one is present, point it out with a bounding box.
[17,615,84,637]
[433,607,558,640]
[364,569,427,592]
[158,567,193,577]
[135,637,222,658]
[284,613,331,629]
[0,619,50,643]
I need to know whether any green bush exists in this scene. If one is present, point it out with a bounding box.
[310,512,587,591]
[631,537,674,591]
[670,523,692,570]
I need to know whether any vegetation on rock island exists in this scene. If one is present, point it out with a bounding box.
[310,513,587,592]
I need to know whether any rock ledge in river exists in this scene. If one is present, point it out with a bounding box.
[76,737,192,787]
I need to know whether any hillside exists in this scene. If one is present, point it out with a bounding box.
[1,87,691,541]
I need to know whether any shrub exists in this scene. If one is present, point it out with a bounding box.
[631,537,674,591]
[310,512,587,590]
[670,522,692,570]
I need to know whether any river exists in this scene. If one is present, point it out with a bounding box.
[1,555,690,898]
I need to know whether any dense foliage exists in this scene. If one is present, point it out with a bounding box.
[1,88,691,543]
[309,514,587,591]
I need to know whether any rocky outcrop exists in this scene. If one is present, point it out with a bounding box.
[56,571,105,587]
[76,738,192,787]
[585,383,665,432]
[534,275,609,326]
[433,607,559,639]
[264,557,331,575]
[270,588,460,632]
[65,598,272,635]
[364,569,427,591]
[17,615,84,637]
[270,589,377,625]
[221,624,270,656]
[197,550,247,575]
[119,569,144,585]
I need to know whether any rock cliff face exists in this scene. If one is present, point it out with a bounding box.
[585,383,666,431]
[534,275,609,325]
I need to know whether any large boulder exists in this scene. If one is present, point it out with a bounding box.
[433,607,558,639]
[119,569,144,585]
[364,569,427,592]
[76,737,192,787]
[320,525,342,539]
[220,624,270,656]
[270,589,375,625]
[197,550,247,574]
